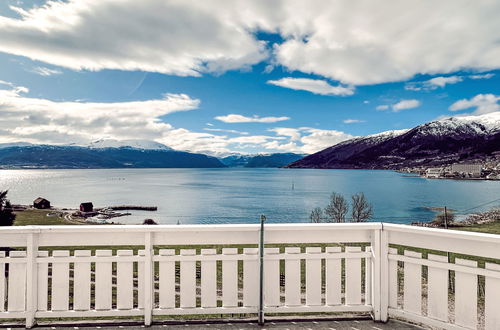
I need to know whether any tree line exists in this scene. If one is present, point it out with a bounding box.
[310,192,373,223]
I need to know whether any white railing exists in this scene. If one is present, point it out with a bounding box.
[0,223,500,329]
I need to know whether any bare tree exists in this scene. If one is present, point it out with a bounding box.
[324,192,348,223]
[309,207,324,223]
[351,192,373,222]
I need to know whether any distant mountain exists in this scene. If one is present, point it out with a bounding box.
[219,155,252,167]
[287,112,500,169]
[220,153,304,168]
[0,143,224,168]
[88,139,173,150]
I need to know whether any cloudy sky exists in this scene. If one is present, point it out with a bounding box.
[0,0,499,156]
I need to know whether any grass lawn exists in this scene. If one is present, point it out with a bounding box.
[13,209,75,226]
[452,221,500,235]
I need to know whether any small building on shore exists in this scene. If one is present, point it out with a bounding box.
[33,197,50,209]
[425,168,443,178]
[80,202,94,212]
[451,163,482,177]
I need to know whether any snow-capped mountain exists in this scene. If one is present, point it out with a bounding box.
[287,113,500,169]
[87,139,173,150]
[0,142,34,148]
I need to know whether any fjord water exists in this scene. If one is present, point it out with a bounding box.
[1,168,499,224]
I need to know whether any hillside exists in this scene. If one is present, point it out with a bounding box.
[287,113,500,169]
[0,144,225,169]
[220,153,304,168]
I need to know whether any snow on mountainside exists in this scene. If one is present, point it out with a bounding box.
[451,112,500,132]
[87,139,173,150]
[287,112,500,170]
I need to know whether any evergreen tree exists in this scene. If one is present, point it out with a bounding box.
[0,190,16,226]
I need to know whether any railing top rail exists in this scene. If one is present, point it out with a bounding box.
[0,222,383,233]
[384,223,500,243]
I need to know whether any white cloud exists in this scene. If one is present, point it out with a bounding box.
[0,81,354,156]
[406,76,463,91]
[406,73,495,91]
[427,76,463,88]
[377,100,421,112]
[0,1,499,84]
[391,99,421,112]
[449,94,500,115]
[469,73,495,80]
[264,127,354,154]
[268,127,301,141]
[30,66,62,76]
[343,119,365,124]
[0,1,268,76]
[215,114,290,123]
[204,128,249,135]
[267,77,354,96]
[376,105,389,111]
[298,128,354,154]
[0,82,202,145]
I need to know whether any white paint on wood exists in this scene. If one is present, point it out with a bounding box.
[284,247,301,307]
[36,251,48,312]
[158,249,175,309]
[73,250,91,311]
[0,251,6,312]
[7,251,26,312]
[222,248,238,307]
[403,250,421,315]
[305,247,322,306]
[427,254,448,322]
[116,250,134,310]
[264,248,280,307]
[345,247,362,305]
[485,262,500,330]
[243,248,258,307]
[180,249,196,308]
[388,248,398,309]
[365,247,372,306]
[454,258,477,329]
[137,249,145,309]
[95,250,112,311]
[200,249,217,308]
[51,250,70,311]
[325,247,341,306]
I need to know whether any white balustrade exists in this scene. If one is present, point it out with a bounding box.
[0,223,499,329]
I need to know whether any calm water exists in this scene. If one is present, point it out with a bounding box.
[1,168,499,225]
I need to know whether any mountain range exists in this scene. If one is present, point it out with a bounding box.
[0,140,303,169]
[220,153,304,168]
[0,142,224,169]
[287,112,500,169]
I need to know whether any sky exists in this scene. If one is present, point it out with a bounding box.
[0,0,499,156]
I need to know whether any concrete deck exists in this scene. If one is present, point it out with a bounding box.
[4,319,426,329]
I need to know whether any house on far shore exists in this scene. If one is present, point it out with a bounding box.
[425,168,443,178]
[80,202,94,212]
[33,197,51,209]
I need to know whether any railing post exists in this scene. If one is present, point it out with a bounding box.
[371,226,382,321]
[379,227,389,322]
[258,215,266,326]
[26,231,39,328]
[144,231,153,326]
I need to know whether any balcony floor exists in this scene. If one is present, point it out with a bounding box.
[26,319,425,330]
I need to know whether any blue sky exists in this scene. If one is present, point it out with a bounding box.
[0,1,499,155]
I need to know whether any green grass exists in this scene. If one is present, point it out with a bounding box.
[452,221,500,235]
[13,209,71,226]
